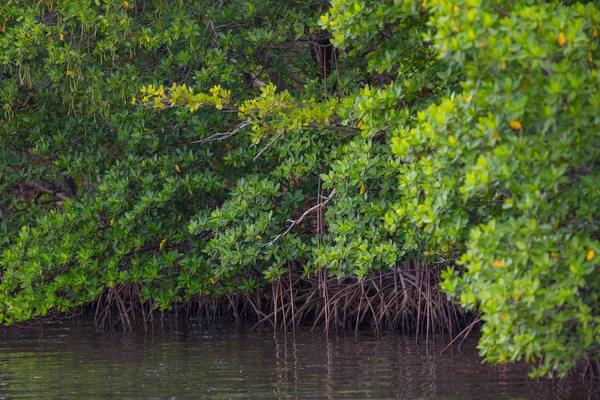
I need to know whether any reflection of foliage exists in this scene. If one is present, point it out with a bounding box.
[1,0,599,379]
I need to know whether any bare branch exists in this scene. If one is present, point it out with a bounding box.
[265,189,337,247]
[490,5,510,17]
[22,181,68,202]
[191,121,252,144]
[304,122,360,135]
[253,130,285,161]
[205,20,218,42]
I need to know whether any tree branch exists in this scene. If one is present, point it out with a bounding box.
[191,121,252,144]
[265,189,337,247]
[490,5,510,18]
[253,129,285,161]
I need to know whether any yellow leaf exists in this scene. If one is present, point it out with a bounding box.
[360,184,365,195]
[175,164,181,173]
[509,121,522,130]
[34,376,43,379]
[123,1,129,8]
[501,311,508,321]
[357,120,363,129]
[587,249,595,261]
[593,27,599,38]
[589,52,593,62]
[500,60,506,70]
[109,218,114,226]
[492,260,505,268]
[177,215,182,221]
[59,33,64,41]
[159,239,166,250]
[453,5,459,12]
[65,70,73,77]
[255,235,262,239]
[529,355,536,363]
[209,278,216,284]
[570,264,578,274]
[421,0,427,7]
[514,292,520,301]
[233,161,237,167]
[557,32,566,47]
[492,131,499,141]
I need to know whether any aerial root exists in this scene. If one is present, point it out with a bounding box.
[88,260,469,342]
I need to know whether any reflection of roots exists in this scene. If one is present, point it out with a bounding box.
[90,260,469,341]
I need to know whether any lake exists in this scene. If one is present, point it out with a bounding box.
[0,320,597,399]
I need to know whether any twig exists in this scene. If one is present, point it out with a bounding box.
[490,5,510,17]
[264,189,337,247]
[305,123,359,135]
[191,121,251,144]
[205,20,218,42]
[253,130,285,161]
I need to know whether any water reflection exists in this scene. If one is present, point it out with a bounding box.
[0,320,597,399]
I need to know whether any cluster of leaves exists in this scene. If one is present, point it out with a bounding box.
[0,0,350,319]
[1,0,598,378]
[385,0,598,377]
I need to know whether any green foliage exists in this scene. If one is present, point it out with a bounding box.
[0,0,346,319]
[387,0,600,377]
[1,0,599,379]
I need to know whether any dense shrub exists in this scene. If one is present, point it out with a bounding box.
[1,0,598,378]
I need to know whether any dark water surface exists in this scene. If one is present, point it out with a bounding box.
[0,320,597,399]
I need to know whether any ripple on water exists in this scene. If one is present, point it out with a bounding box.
[0,321,597,399]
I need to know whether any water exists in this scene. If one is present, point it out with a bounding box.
[0,320,597,399]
